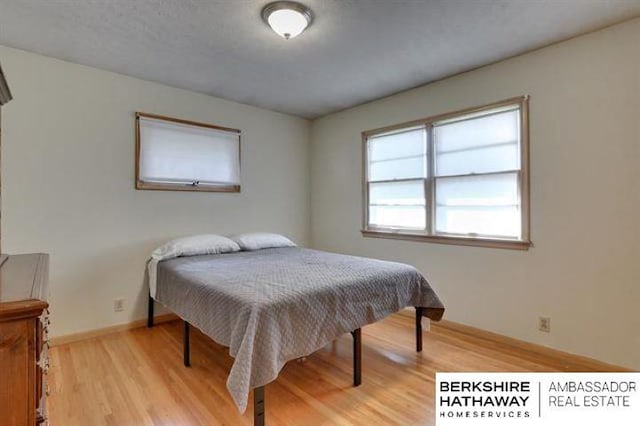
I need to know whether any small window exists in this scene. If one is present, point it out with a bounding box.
[362,97,530,250]
[135,113,241,192]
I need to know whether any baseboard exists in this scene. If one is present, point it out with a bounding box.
[400,310,630,372]
[51,311,631,372]
[49,313,179,347]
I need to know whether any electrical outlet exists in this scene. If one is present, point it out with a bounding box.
[538,316,551,333]
[114,298,125,312]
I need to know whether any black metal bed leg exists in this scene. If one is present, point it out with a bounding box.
[351,328,362,386]
[416,307,424,352]
[254,386,265,426]
[147,295,154,328]
[184,321,191,367]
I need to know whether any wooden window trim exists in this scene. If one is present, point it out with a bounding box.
[135,112,241,193]
[361,229,531,250]
[361,96,531,250]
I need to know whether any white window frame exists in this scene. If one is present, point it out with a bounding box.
[135,112,241,193]
[361,96,530,250]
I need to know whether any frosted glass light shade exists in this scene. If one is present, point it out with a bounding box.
[268,9,308,39]
[262,2,313,40]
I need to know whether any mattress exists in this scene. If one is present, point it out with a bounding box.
[154,247,444,412]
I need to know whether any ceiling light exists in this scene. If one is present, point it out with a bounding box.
[261,1,313,40]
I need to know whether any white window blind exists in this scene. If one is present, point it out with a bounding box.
[137,115,240,190]
[363,98,529,246]
[434,107,521,239]
[367,127,426,229]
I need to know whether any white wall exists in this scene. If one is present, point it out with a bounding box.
[310,19,640,368]
[2,18,639,368]
[0,46,311,337]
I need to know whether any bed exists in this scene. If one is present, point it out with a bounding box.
[147,245,444,425]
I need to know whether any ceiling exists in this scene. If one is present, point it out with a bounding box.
[0,1,639,119]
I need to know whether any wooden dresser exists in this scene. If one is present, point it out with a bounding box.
[0,253,50,425]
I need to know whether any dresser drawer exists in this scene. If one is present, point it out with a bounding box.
[0,253,50,426]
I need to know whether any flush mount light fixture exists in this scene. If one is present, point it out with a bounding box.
[261,1,313,40]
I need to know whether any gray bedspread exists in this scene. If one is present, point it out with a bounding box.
[154,247,444,412]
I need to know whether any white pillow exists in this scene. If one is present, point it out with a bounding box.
[151,234,240,261]
[148,234,240,298]
[229,232,296,251]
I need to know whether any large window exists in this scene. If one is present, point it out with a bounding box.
[362,97,530,249]
[136,112,241,192]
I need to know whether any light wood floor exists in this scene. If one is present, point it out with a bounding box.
[48,313,623,425]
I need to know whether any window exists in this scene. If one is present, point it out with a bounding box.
[135,112,241,192]
[362,97,530,249]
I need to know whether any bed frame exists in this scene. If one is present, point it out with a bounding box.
[147,296,442,426]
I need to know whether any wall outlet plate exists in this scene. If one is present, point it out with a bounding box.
[114,298,125,312]
[538,316,551,333]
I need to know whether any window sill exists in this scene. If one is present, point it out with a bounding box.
[136,180,240,193]
[361,229,531,250]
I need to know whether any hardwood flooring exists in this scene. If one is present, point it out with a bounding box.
[48,313,624,425]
